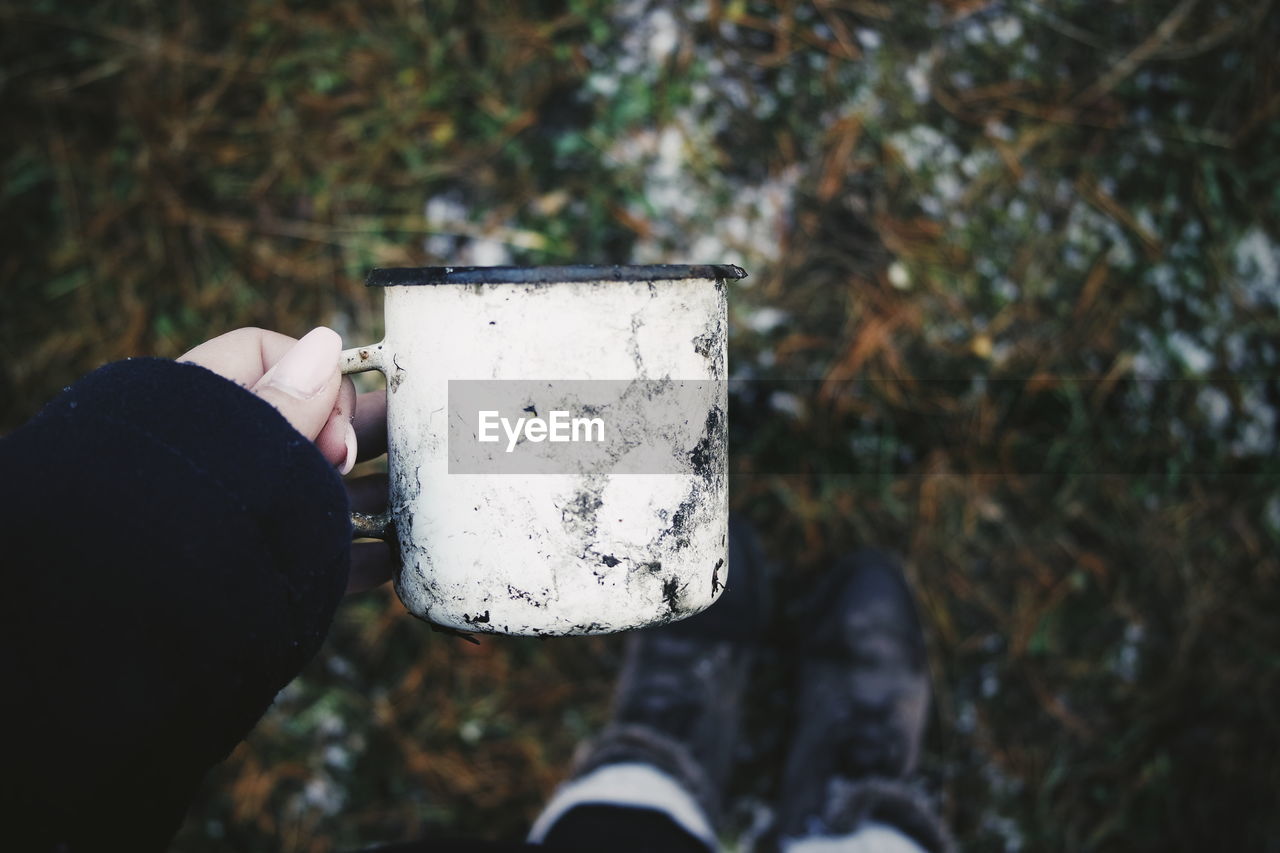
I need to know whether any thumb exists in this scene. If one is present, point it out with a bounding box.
[251,327,344,440]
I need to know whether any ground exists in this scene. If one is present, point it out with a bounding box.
[2,1,1278,849]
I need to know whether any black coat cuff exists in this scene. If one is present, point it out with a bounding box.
[0,357,351,849]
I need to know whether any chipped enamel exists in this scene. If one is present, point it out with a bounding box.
[344,273,729,636]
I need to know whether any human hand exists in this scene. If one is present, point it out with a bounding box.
[180,327,393,593]
[180,327,357,471]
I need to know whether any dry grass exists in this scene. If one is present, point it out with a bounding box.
[3,1,1279,850]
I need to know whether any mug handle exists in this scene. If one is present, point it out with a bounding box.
[340,342,393,541]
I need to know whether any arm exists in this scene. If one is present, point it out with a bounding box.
[0,329,365,850]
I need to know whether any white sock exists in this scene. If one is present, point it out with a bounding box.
[527,761,716,848]
[782,821,927,853]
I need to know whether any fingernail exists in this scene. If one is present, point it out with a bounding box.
[339,421,357,476]
[264,327,341,399]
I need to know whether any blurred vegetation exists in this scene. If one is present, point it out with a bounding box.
[3,0,1279,850]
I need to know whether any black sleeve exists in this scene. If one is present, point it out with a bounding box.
[0,358,351,851]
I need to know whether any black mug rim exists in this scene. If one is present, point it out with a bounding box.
[366,264,747,286]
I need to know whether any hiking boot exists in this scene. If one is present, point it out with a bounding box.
[770,548,952,852]
[568,516,771,831]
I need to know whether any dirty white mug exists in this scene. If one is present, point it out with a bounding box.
[340,264,743,636]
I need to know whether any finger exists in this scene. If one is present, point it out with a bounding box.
[249,327,343,440]
[179,327,299,386]
[347,540,396,594]
[353,390,388,461]
[315,377,359,472]
[346,473,389,514]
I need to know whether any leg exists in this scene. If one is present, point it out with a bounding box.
[528,517,772,852]
[768,549,953,853]
[539,799,712,853]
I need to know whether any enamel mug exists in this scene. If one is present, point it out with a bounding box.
[341,264,743,636]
